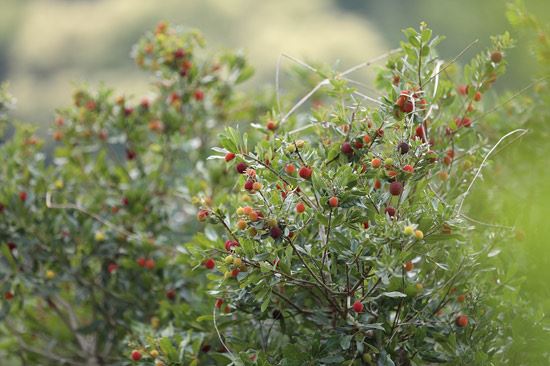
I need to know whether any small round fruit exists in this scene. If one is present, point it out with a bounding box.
[363,135,371,144]
[474,91,482,102]
[145,259,156,270]
[19,192,27,202]
[236,162,248,174]
[45,270,56,280]
[491,51,502,63]
[374,179,381,190]
[94,231,106,242]
[328,196,339,208]
[295,202,306,214]
[204,258,216,270]
[457,294,466,303]
[266,120,277,131]
[244,180,254,191]
[403,226,414,235]
[371,158,382,168]
[131,350,142,361]
[397,142,410,154]
[197,209,209,222]
[225,152,236,162]
[352,300,364,313]
[150,350,159,358]
[233,257,242,267]
[270,226,282,239]
[237,219,247,230]
[166,289,176,301]
[231,268,240,277]
[404,261,414,272]
[285,164,296,175]
[363,221,369,229]
[252,182,262,191]
[385,207,396,218]
[414,230,424,240]
[438,171,449,181]
[455,314,469,327]
[136,257,146,267]
[299,166,313,179]
[107,263,118,274]
[341,142,353,155]
[215,298,224,309]
[403,164,414,173]
[194,90,204,101]
[224,255,234,264]
[389,181,403,196]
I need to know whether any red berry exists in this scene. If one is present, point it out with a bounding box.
[385,207,396,217]
[197,209,209,222]
[474,91,482,102]
[126,149,137,160]
[236,162,248,174]
[107,263,118,274]
[457,85,469,96]
[295,202,306,213]
[215,298,224,309]
[266,120,277,131]
[455,314,469,327]
[225,152,236,162]
[415,125,426,142]
[4,291,14,300]
[7,242,16,251]
[204,258,216,270]
[363,221,369,229]
[131,350,142,361]
[136,257,146,267]
[341,142,353,155]
[231,268,240,277]
[352,300,364,313]
[354,139,364,149]
[328,196,339,208]
[244,180,254,191]
[166,289,176,300]
[174,48,186,59]
[19,192,27,202]
[270,226,282,239]
[373,179,382,190]
[224,240,239,251]
[403,165,414,173]
[299,166,313,180]
[404,261,414,272]
[285,164,296,175]
[194,90,204,101]
[144,259,155,270]
[389,181,403,196]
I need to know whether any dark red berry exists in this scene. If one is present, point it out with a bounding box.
[236,162,248,174]
[389,181,403,196]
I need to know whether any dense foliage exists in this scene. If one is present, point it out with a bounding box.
[0,13,548,366]
[0,23,259,365]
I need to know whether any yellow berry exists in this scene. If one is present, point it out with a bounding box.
[233,257,242,267]
[224,255,234,264]
[295,139,305,148]
[150,316,160,329]
[150,350,159,358]
[45,270,56,280]
[236,207,245,215]
[403,225,414,235]
[54,179,64,189]
[94,231,106,242]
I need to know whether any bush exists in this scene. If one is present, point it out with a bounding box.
[0,22,259,365]
[185,24,545,365]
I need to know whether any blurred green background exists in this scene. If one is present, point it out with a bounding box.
[1,0,548,354]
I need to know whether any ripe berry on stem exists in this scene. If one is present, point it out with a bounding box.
[299,166,312,180]
[352,300,364,313]
[328,196,339,208]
